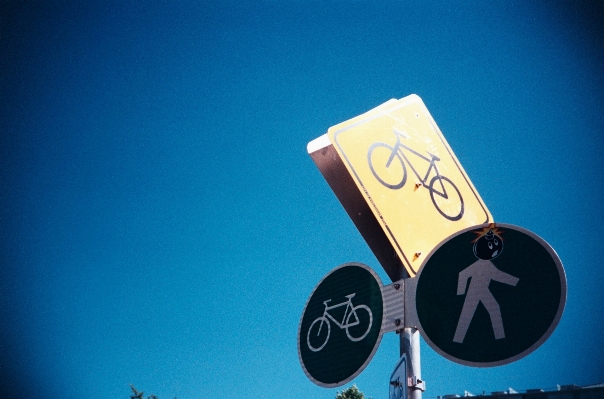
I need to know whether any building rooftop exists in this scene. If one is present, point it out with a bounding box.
[437,383,604,399]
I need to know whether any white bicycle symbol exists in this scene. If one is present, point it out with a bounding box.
[306,293,373,352]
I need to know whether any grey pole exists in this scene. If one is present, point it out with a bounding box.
[400,327,423,399]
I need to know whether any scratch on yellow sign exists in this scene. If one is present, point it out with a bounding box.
[327,95,492,277]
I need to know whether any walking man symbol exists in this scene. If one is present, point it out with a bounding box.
[453,227,519,343]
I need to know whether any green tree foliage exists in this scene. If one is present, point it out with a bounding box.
[335,384,371,399]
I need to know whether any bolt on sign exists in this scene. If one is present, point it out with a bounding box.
[308,95,492,279]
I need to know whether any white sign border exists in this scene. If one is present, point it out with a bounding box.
[297,262,385,388]
[412,223,567,367]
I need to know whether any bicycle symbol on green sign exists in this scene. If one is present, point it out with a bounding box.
[306,293,373,352]
[367,127,465,221]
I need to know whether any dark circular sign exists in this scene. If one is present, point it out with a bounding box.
[415,223,566,367]
[298,263,384,387]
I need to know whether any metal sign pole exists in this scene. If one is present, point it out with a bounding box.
[401,271,424,399]
[400,327,423,399]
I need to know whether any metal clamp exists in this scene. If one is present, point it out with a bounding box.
[408,376,426,392]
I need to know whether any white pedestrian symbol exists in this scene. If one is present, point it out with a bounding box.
[453,228,519,343]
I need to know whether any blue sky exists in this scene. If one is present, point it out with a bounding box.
[1,2,603,398]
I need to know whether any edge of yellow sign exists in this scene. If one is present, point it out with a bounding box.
[308,94,492,278]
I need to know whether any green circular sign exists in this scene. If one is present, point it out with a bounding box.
[415,223,566,367]
[298,263,384,387]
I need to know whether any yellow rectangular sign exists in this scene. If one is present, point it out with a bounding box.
[327,95,492,277]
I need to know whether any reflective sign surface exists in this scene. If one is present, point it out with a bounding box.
[328,95,492,276]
